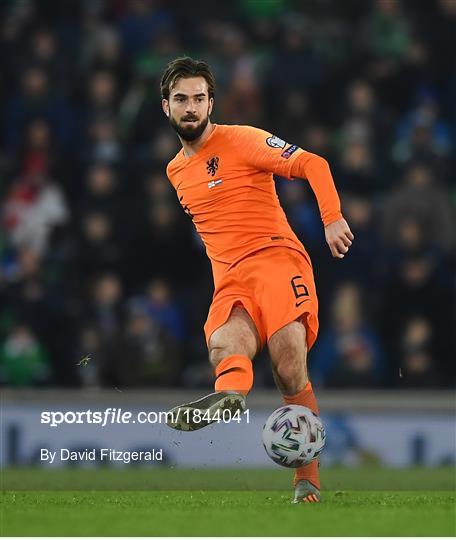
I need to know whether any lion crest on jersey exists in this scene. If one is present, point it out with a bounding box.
[206,156,219,176]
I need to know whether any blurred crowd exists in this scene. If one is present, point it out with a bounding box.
[0,0,455,389]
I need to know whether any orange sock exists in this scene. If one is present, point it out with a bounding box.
[214,354,253,396]
[283,382,321,489]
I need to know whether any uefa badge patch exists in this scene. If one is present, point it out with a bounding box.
[266,135,287,149]
[281,144,298,159]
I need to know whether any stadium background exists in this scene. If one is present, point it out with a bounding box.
[0,17,454,540]
[1,4,455,536]
[1,0,454,391]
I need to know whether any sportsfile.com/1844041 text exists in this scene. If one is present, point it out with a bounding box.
[40,408,250,428]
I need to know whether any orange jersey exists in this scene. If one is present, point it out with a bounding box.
[167,124,311,283]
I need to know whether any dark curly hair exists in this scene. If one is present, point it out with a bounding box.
[160,56,216,100]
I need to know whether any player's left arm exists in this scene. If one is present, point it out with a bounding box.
[290,152,354,259]
[228,126,354,258]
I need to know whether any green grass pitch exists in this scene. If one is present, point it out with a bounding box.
[1,467,455,536]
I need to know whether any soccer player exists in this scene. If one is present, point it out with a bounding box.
[161,57,354,503]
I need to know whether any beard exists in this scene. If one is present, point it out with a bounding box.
[169,111,209,142]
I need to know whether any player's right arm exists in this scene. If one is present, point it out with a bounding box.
[227,125,354,259]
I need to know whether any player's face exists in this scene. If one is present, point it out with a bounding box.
[163,77,213,142]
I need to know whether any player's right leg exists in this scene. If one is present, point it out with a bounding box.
[166,306,260,431]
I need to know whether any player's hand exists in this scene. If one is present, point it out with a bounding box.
[324,218,354,259]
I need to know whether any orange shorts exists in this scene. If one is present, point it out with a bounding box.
[204,246,319,351]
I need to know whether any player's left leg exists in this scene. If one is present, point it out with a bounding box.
[268,319,321,503]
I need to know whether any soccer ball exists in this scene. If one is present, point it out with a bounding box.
[262,405,326,468]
